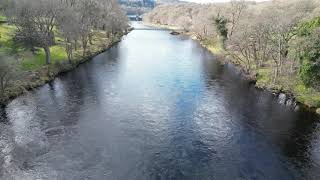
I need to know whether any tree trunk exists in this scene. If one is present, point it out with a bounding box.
[66,39,72,64]
[253,43,259,69]
[278,37,283,75]
[89,33,93,45]
[290,60,295,74]
[82,36,88,57]
[74,39,77,51]
[44,46,51,64]
[0,76,4,95]
[50,32,56,45]
[273,65,279,84]
[67,50,72,63]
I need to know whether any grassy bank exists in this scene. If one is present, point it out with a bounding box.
[205,40,320,112]
[0,22,127,106]
[0,15,6,22]
[146,22,320,113]
[255,65,320,109]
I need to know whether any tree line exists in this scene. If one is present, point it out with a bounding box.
[2,0,128,64]
[144,0,320,90]
[0,0,128,99]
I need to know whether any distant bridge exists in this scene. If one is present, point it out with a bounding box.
[128,15,143,21]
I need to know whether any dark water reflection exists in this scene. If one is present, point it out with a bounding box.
[0,22,320,180]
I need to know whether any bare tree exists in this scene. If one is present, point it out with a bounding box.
[227,22,253,73]
[265,1,314,83]
[57,4,81,63]
[8,0,61,64]
[227,0,246,39]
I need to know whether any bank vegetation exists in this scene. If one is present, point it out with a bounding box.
[144,0,320,110]
[0,0,128,105]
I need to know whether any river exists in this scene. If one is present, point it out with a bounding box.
[0,22,319,180]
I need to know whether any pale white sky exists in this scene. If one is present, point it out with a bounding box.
[183,0,269,3]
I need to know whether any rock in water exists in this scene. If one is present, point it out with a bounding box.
[278,93,286,105]
[170,31,180,35]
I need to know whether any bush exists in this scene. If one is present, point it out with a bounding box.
[299,28,320,89]
[214,15,228,48]
[297,17,320,36]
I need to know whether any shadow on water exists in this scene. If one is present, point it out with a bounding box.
[0,107,9,124]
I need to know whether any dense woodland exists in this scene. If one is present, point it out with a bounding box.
[144,0,320,108]
[0,0,128,102]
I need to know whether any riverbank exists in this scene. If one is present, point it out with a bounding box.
[0,24,130,106]
[145,22,320,115]
[0,40,120,106]
[2,21,319,180]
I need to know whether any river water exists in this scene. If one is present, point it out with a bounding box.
[0,22,320,180]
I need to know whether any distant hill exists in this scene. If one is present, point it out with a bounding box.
[157,0,180,3]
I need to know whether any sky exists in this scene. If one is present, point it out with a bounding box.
[183,0,269,3]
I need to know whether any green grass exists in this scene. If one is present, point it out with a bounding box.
[201,38,224,54]
[0,19,123,105]
[0,23,67,70]
[0,23,113,71]
[0,24,17,48]
[255,63,320,107]
[0,15,6,22]
[21,45,67,70]
[0,24,15,42]
[293,80,320,107]
[256,68,272,88]
[0,24,25,54]
[202,37,320,108]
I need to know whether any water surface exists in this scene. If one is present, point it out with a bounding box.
[0,22,320,180]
